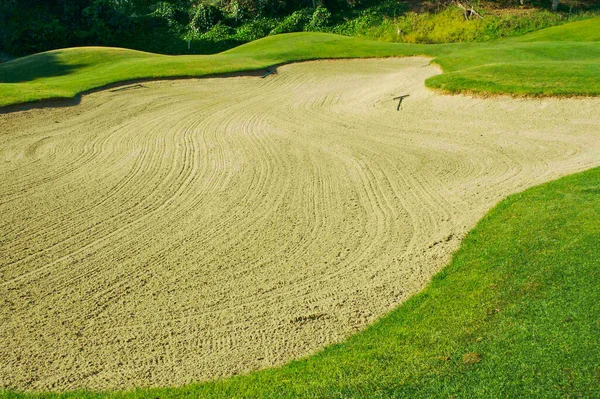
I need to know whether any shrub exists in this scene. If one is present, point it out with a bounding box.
[190,3,223,35]
[201,22,235,41]
[152,2,177,26]
[372,0,409,18]
[225,0,247,23]
[330,9,384,36]
[255,0,288,17]
[355,6,592,44]
[479,10,565,40]
[235,18,278,41]
[269,8,313,35]
[307,6,332,31]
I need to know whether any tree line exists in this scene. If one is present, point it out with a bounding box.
[0,0,364,55]
[0,0,589,56]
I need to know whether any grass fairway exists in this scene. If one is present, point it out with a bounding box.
[1,17,600,108]
[2,164,599,398]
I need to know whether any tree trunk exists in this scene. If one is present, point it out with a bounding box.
[551,0,560,11]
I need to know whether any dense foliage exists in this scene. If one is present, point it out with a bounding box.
[0,0,352,55]
[0,0,598,56]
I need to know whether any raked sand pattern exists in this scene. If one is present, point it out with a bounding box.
[1,58,600,391]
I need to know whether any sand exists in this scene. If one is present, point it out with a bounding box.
[1,58,600,391]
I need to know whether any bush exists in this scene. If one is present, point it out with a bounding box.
[224,0,247,23]
[152,2,177,26]
[190,3,223,35]
[7,16,70,55]
[269,8,313,35]
[355,6,592,44]
[255,0,288,17]
[307,6,332,31]
[2,0,598,57]
[235,18,278,41]
[201,22,236,41]
[330,9,384,36]
[479,10,565,40]
[371,0,409,17]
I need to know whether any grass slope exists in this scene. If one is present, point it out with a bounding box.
[429,40,600,96]
[512,16,600,42]
[2,168,599,398]
[1,17,600,107]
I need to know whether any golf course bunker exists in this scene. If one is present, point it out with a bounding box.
[2,57,600,391]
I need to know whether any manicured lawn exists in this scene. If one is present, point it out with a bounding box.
[429,41,600,96]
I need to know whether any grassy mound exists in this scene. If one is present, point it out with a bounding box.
[1,17,599,108]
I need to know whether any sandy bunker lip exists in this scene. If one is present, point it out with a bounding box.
[1,58,600,392]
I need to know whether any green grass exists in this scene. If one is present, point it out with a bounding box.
[511,16,600,42]
[3,166,599,399]
[2,16,600,399]
[1,17,600,107]
[429,40,600,96]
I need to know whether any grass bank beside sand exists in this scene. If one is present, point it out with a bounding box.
[1,17,600,108]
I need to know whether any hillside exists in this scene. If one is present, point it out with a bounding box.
[1,0,599,57]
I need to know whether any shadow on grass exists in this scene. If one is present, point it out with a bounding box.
[0,52,86,83]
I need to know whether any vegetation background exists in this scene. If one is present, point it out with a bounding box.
[1,0,599,57]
